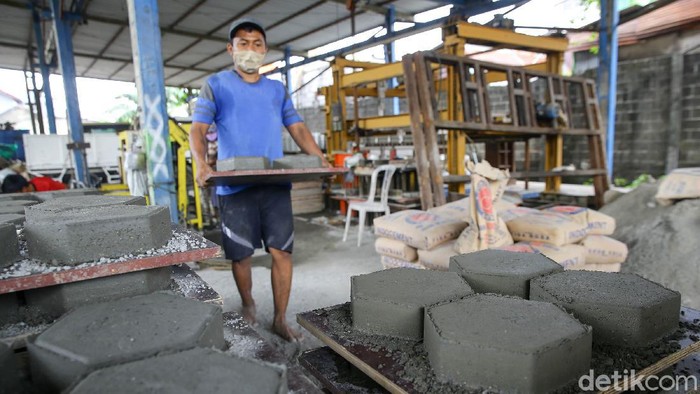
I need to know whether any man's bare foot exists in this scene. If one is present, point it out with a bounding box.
[272,318,303,342]
[241,303,257,326]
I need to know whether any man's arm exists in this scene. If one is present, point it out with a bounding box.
[286,122,331,167]
[190,122,213,187]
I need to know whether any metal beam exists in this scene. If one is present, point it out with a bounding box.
[598,0,619,178]
[32,8,57,134]
[325,0,414,22]
[284,46,293,95]
[126,0,178,222]
[49,0,90,186]
[266,0,326,31]
[163,0,272,64]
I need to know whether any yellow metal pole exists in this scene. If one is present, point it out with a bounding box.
[444,34,467,194]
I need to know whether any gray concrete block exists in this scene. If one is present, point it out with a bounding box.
[530,271,681,347]
[32,189,101,202]
[0,214,24,226]
[0,206,26,215]
[424,295,592,393]
[0,193,39,203]
[28,292,225,391]
[351,268,473,339]
[0,223,19,269]
[69,347,287,394]
[0,341,21,394]
[25,205,171,265]
[449,250,563,299]
[0,292,20,326]
[25,195,145,221]
[2,199,39,207]
[217,156,270,171]
[25,267,172,319]
[272,154,322,169]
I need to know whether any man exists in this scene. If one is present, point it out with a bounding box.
[189,18,329,342]
[2,174,66,193]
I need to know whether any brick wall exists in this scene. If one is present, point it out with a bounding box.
[681,52,700,167]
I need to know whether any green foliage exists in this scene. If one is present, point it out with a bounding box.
[613,173,654,188]
[109,88,198,124]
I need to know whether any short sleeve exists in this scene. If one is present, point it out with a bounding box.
[192,78,217,124]
[281,89,302,127]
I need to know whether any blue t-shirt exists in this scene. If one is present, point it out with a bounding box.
[193,70,302,195]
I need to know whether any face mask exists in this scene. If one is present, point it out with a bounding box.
[233,50,265,73]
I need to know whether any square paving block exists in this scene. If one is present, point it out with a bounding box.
[25,195,146,221]
[0,223,20,269]
[217,157,270,171]
[272,155,322,169]
[0,214,24,226]
[25,204,171,265]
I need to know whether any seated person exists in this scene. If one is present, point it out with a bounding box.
[2,174,66,193]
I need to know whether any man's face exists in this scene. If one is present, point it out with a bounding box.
[227,29,267,74]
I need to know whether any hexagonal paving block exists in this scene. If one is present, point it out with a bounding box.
[351,268,473,339]
[25,267,172,319]
[0,222,19,269]
[0,341,21,394]
[25,195,145,221]
[25,204,171,265]
[425,294,591,393]
[69,347,287,394]
[449,250,563,299]
[0,214,24,226]
[28,292,225,391]
[530,271,681,347]
[32,189,102,202]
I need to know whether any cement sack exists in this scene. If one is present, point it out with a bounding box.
[460,161,514,252]
[544,206,616,235]
[493,198,517,212]
[374,237,418,262]
[500,207,539,223]
[498,242,586,268]
[373,210,467,250]
[418,241,456,271]
[580,235,628,264]
[380,255,424,270]
[506,211,588,246]
[655,167,700,205]
[571,263,622,272]
[428,198,470,222]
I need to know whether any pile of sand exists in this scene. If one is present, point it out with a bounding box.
[600,184,700,309]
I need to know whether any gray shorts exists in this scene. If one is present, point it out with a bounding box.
[218,185,294,262]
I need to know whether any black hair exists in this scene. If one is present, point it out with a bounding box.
[2,174,29,193]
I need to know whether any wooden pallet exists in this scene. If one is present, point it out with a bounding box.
[298,304,700,394]
[207,167,347,185]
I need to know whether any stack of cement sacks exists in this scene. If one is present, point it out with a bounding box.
[373,197,516,271]
[373,208,468,270]
[498,205,628,272]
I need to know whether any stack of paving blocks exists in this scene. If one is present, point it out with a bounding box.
[0,188,102,226]
[350,250,682,392]
[27,292,286,393]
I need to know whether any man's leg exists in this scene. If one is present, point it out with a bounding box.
[268,247,302,341]
[231,256,256,326]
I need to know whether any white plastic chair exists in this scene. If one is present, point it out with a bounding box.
[343,164,397,246]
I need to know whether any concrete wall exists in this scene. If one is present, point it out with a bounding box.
[681,52,700,167]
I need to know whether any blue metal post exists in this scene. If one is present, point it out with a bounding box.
[384,5,400,115]
[32,9,57,135]
[49,0,89,185]
[284,46,293,95]
[126,0,178,222]
[598,0,618,177]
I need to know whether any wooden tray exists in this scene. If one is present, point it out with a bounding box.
[207,167,347,185]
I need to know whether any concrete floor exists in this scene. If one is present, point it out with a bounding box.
[197,215,382,359]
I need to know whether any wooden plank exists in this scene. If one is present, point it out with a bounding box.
[297,306,410,394]
[0,226,221,294]
[208,167,347,186]
[402,55,434,210]
[414,53,446,207]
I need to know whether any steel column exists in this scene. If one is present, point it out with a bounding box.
[598,0,618,177]
[126,0,178,222]
[284,45,293,95]
[49,0,89,185]
[384,5,399,115]
[32,9,57,135]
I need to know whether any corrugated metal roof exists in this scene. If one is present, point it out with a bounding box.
[0,0,439,88]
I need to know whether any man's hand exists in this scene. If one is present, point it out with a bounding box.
[319,155,333,168]
[195,163,214,188]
